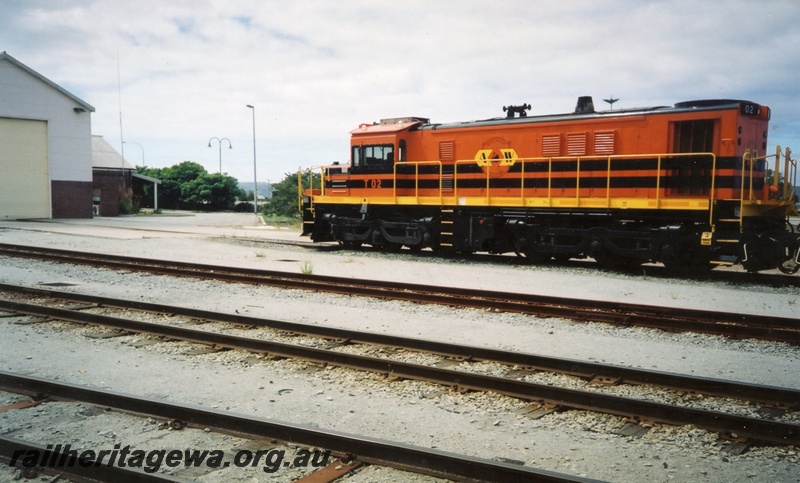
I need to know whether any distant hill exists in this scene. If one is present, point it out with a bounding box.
[238,181,273,199]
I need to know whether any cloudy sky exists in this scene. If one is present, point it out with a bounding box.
[2,0,800,185]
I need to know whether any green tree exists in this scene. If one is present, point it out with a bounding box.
[135,161,241,211]
[168,161,206,184]
[263,171,320,218]
[136,166,181,209]
[182,172,240,210]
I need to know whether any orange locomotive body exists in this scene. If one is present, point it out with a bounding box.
[301,97,800,274]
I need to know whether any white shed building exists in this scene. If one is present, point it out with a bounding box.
[0,51,95,219]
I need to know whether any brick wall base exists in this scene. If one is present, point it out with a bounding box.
[92,170,132,216]
[51,180,93,218]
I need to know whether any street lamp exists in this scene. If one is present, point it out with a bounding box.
[246,104,258,217]
[122,141,158,211]
[207,137,232,173]
[122,141,144,165]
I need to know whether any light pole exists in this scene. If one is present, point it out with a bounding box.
[207,137,232,173]
[246,105,258,217]
[122,141,158,211]
[122,141,144,165]
[122,141,143,193]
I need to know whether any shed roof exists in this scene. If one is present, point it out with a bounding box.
[92,135,135,170]
[132,172,161,184]
[0,51,95,113]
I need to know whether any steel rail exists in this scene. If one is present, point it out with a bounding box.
[0,242,798,344]
[0,372,592,483]
[1,299,798,446]
[0,436,190,483]
[1,283,797,408]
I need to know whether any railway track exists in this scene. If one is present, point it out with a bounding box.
[0,242,798,344]
[235,234,800,288]
[0,283,797,409]
[1,286,798,449]
[0,372,582,483]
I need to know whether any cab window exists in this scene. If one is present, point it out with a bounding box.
[352,144,394,171]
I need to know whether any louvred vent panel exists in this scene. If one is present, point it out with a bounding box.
[439,141,454,160]
[542,134,560,156]
[567,132,587,156]
[594,131,615,155]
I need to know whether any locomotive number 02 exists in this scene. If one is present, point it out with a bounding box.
[740,102,760,116]
[364,179,382,189]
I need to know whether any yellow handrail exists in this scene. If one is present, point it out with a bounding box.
[297,163,340,211]
[392,161,443,203]
[296,169,304,213]
[784,147,795,202]
[704,152,718,229]
[306,152,722,214]
[447,152,718,208]
[606,156,612,208]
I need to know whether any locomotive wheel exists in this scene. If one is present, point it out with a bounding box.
[523,250,549,263]
[779,240,800,274]
[340,240,362,250]
[382,242,402,252]
[662,259,689,276]
[663,251,714,276]
[592,251,642,270]
[592,253,622,268]
[779,260,800,274]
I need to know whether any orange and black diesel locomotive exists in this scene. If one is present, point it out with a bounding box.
[300,97,800,274]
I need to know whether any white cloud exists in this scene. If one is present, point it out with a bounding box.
[2,0,800,182]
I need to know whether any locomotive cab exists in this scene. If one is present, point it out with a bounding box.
[349,118,422,175]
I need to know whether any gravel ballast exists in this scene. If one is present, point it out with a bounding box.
[0,213,798,482]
